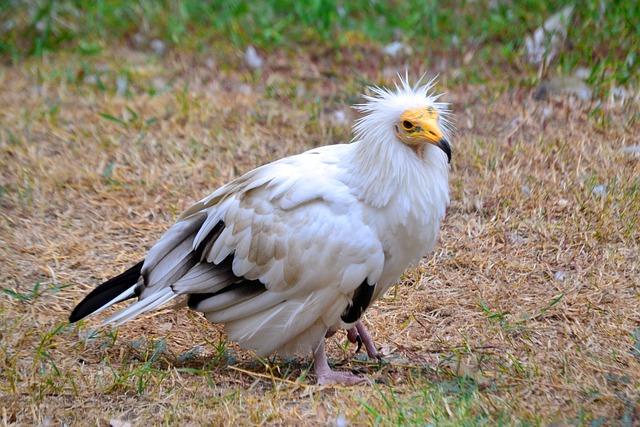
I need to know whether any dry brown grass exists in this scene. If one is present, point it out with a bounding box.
[1,48,639,426]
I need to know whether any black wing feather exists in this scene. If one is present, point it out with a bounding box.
[341,279,375,324]
[69,260,144,323]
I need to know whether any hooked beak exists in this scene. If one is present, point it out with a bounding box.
[436,138,452,163]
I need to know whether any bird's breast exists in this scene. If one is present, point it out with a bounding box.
[365,181,448,298]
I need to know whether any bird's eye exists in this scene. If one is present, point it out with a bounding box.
[402,120,414,130]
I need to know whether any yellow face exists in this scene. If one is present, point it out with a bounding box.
[395,106,451,162]
[395,106,443,146]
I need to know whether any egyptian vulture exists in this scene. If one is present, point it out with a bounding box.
[69,76,453,385]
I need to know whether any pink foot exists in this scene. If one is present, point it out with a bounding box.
[313,341,366,385]
[316,369,366,386]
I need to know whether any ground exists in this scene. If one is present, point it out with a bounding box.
[1,2,639,426]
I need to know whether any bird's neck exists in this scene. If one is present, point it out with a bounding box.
[345,135,450,212]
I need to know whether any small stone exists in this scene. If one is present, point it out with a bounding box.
[245,46,264,70]
[150,38,166,55]
[331,110,348,126]
[132,33,146,48]
[574,67,591,80]
[110,419,132,427]
[333,414,349,427]
[116,76,128,97]
[509,116,523,128]
[620,146,640,154]
[83,74,98,85]
[237,84,252,95]
[611,86,629,103]
[508,232,526,245]
[205,57,217,69]
[554,271,566,282]
[383,41,412,57]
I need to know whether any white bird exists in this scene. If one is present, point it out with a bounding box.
[69,75,453,385]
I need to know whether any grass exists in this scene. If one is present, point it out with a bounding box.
[2,0,639,90]
[1,1,639,425]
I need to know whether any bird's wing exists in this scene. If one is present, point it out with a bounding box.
[114,145,386,355]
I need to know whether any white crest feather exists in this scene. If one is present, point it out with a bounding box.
[353,73,453,142]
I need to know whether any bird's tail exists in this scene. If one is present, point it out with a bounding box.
[69,261,144,323]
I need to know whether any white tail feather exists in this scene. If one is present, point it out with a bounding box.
[102,288,178,326]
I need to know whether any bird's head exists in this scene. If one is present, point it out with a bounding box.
[353,75,453,163]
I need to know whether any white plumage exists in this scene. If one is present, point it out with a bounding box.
[70,75,453,385]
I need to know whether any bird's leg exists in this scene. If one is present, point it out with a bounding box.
[346,327,363,353]
[355,321,381,361]
[346,327,358,342]
[313,341,365,385]
[325,328,337,338]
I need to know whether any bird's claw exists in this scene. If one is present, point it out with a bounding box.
[355,335,363,354]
